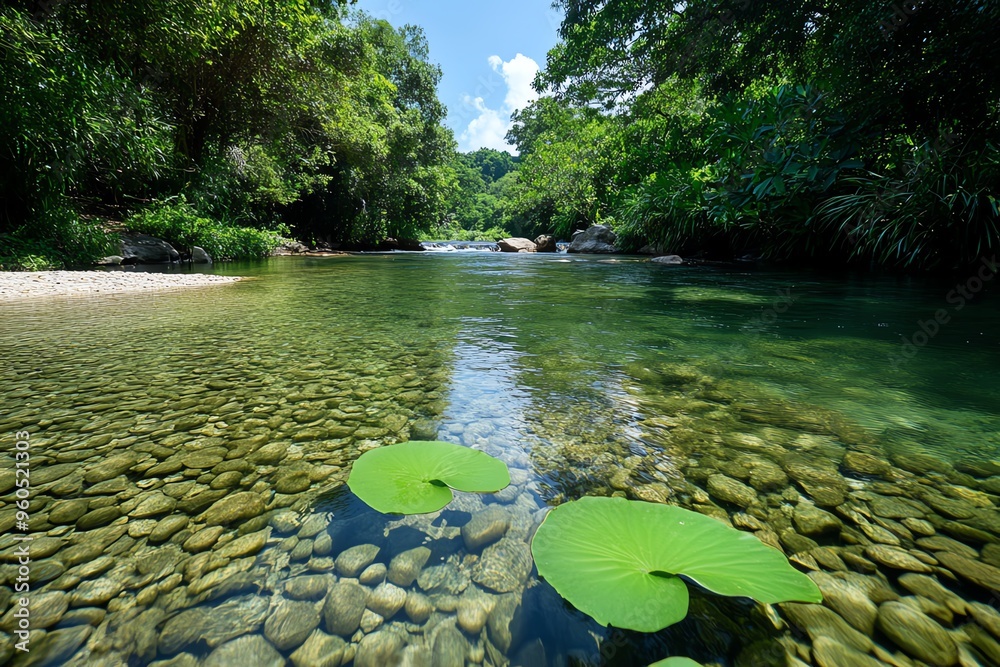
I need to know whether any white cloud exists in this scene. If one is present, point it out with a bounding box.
[459,54,540,154]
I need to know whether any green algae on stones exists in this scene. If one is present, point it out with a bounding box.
[347,441,510,514]
[531,497,822,632]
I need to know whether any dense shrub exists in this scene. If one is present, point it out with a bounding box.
[126,199,287,261]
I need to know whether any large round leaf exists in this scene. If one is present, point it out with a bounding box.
[532,497,821,632]
[347,441,510,514]
[649,659,703,667]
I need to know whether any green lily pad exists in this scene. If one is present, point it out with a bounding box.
[531,496,822,632]
[649,659,703,667]
[347,441,510,514]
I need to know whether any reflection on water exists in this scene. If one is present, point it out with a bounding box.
[0,254,998,666]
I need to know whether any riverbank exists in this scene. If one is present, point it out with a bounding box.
[0,270,244,301]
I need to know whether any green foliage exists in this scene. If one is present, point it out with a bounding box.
[126,199,286,261]
[649,659,703,667]
[511,0,1000,268]
[347,441,511,514]
[1,1,457,265]
[531,497,821,632]
[0,208,118,270]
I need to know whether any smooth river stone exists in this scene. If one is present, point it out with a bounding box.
[367,582,406,619]
[131,492,177,518]
[462,507,511,551]
[432,624,468,666]
[387,546,431,587]
[780,602,873,653]
[0,591,67,631]
[335,544,380,577]
[210,471,243,489]
[405,592,434,623]
[812,636,883,667]
[359,563,387,585]
[215,528,270,559]
[897,573,967,615]
[204,634,284,667]
[183,526,225,553]
[199,492,265,525]
[76,506,121,530]
[264,598,321,651]
[284,575,331,601]
[83,453,138,483]
[149,515,190,543]
[842,451,892,477]
[31,625,92,666]
[864,545,933,573]
[808,572,877,635]
[48,499,89,525]
[935,551,1000,592]
[355,630,404,667]
[793,504,843,537]
[706,474,758,507]
[877,601,958,666]
[323,582,369,636]
[473,537,533,593]
[290,630,346,667]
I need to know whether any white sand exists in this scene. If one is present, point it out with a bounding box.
[0,270,244,301]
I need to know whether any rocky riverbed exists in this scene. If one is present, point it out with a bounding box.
[1,256,998,666]
[0,271,242,301]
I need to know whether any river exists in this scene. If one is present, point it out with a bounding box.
[1,253,998,666]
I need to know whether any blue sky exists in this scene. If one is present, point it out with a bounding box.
[353,0,562,153]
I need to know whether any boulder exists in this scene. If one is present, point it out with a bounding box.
[567,225,620,254]
[651,255,684,265]
[533,235,557,252]
[191,247,212,264]
[121,234,180,264]
[96,255,124,266]
[498,238,537,253]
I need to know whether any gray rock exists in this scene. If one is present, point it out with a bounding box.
[97,255,124,266]
[191,246,212,264]
[497,238,537,253]
[650,255,684,265]
[534,235,557,252]
[877,601,958,666]
[335,543,380,577]
[203,634,285,667]
[290,630,346,667]
[121,234,181,264]
[567,225,620,254]
[265,598,321,651]
[323,582,368,636]
[462,507,511,551]
[386,547,431,587]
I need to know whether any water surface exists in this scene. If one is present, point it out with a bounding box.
[1,254,998,666]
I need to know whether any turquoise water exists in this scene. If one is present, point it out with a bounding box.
[1,254,998,666]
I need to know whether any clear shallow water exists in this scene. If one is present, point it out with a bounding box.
[1,254,999,666]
